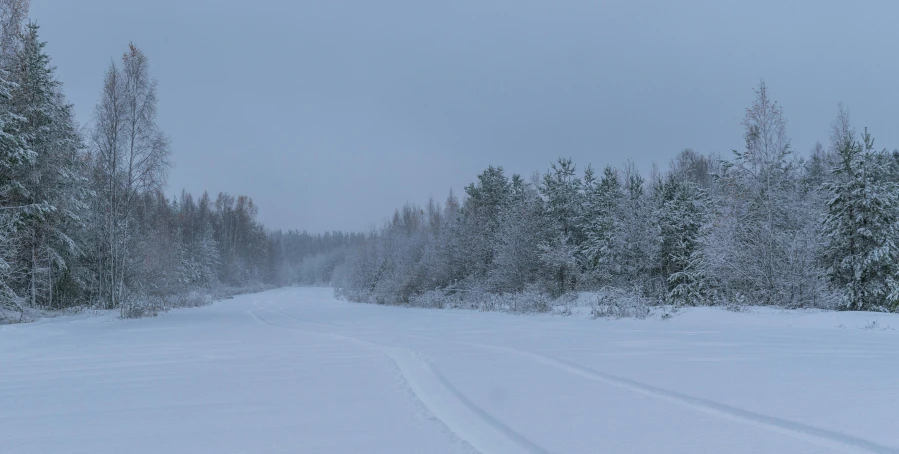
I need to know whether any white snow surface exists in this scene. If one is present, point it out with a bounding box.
[2,287,899,454]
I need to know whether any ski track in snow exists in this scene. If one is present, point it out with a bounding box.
[264,308,897,454]
[248,303,549,454]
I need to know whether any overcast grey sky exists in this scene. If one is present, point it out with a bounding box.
[30,0,899,232]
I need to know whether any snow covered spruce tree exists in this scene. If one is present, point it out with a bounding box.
[0,3,98,315]
[414,192,460,292]
[0,0,26,317]
[580,161,656,292]
[451,166,512,287]
[609,162,657,291]
[821,126,899,311]
[580,165,623,287]
[488,173,549,293]
[170,191,221,289]
[539,158,583,294]
[653,170,709,305]
[7,23,89,309]
[0,64,29,317]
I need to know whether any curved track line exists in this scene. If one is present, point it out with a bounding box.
[264,311,897,454]
[462,342,898,454]
[249,307,549,454]
[259,304,899,453]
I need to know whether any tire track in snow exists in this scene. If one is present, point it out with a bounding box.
[463,342,899,454]
[248,306,549,454]
[269,313,897,454]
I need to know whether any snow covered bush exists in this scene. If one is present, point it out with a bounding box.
[591,288,652,319]
[404,286,554,314]
[120,294,164,319]
[408,289,453,309]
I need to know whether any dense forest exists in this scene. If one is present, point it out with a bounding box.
[0,1,354,322]
[338,83,899,314]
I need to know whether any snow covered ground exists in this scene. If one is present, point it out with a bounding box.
[2,287,899,454]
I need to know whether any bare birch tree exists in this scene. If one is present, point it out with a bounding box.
[0,0,27,63]
[91,43,170,311]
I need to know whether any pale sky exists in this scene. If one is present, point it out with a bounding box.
[30,0,899,232]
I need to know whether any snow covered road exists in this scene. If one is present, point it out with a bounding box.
[2,287,899,454]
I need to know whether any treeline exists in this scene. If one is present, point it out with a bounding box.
[272,229,364,287]
[340,82,899,313]
[124,191,360,307]
[0,2,348,321]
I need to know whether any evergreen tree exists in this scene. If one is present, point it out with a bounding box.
[581,165,622,285]
[457,166,511,280]
[9,23,87,308]
[0,64,30,315]
[654,174,708,303]
[610,162,656,290]
[821,128,899,311]
[539,158,583,293]
[489,174,548,292]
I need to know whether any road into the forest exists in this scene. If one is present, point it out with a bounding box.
[2,287,898,453]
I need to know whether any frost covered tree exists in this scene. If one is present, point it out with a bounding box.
[352,203,435,304]
[653,172,708,304]
[804,142,829,190]
[704,81,824,306]
[173,191,221,288]
[539,158,583,293]
[581,165,623,286]
[610,162,657,289]
[821,127,899,311]
[456,166,511,281]
[0,0,25,49]
[489,174,548,292]
[0,1,90,315]
[90,43,171,311]
[725,80,793,301]
[424,190,462,288]
[0,3,90,315]
[0,212,23,319]
[8,23,87,308]
[0,56,29,315]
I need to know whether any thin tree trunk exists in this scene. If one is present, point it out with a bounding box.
[30,241,36,307]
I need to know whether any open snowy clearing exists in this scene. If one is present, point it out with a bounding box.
[2,288,899,454]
